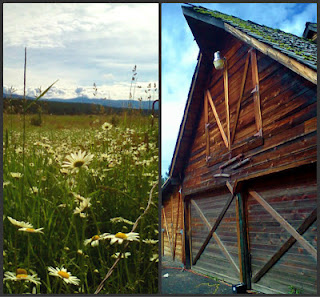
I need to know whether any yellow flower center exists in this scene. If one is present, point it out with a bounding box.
[26,228,35,232]
[115,232,127,239]
[74,160,85,167]
[58,271,70,279]
[92,235,100,241]
[16,274,28,279]
[17,268,27,275]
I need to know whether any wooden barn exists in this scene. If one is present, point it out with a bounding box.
[161,5,317,295]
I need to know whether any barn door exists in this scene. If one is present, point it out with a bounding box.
[188,183,242,284]
[246,169,317,294]
[162,190,184,262]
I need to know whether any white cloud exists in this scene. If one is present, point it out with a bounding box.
[3,3,158,100]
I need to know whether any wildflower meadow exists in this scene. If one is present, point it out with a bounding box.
[3,111,159,294]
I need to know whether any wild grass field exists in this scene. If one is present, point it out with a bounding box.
[3,112,159,294]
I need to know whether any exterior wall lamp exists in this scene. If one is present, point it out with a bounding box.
[213,51,225,70]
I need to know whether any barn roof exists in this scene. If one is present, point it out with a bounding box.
[183,5,317,70]
[164,5,317,189]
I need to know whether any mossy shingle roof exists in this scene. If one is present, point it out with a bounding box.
[187,5,317,70]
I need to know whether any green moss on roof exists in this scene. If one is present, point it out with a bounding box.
[190,5,317,68]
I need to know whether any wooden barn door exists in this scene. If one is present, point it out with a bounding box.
[245,168,317,294]
[162,190,184,262]
[188,183,242,284]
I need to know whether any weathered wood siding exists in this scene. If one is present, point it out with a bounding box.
[180,32,316,294]
[162,188,184,262]
[182,35,316,195]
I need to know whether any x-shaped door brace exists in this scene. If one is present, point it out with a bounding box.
[249,190,317,283]
[190,184,317,283]
[191,182,239,271]
[205,48,263,156]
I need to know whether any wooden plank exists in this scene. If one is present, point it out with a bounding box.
[192,193,235,265]
[224,23,317,85]
[173,191,181,260]
[181,192,186,263]
[219,154,243,170]
[235,197,243,282]
[250,49,263,133]
[184,200,192,269]
[249,190,317,260]
[226,180,234,195]
[224,59,231,149]
[231,52,250,144]
[237,193,251,288]
[162,207,173,257]
[252,208,317,283]
[206,89,229,148]
[190,199,240,274]
[204,91,210,158]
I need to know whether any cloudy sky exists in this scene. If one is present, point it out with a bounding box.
[161,2,317,177]
[3,3,158,100]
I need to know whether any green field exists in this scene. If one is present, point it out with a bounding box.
[3,112,159,294]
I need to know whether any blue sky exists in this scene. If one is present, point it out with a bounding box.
[3,3,158,100]
[161,2,317,177]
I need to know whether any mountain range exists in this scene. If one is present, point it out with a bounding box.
[3,92,158,110]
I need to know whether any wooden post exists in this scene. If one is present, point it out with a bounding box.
[223,59,230,150]
[235,197,243,282]
[250,49,263,134]
[237,192,251,288]
[231,52,250,144]
[204,91,210,158]
[184,199,192,269]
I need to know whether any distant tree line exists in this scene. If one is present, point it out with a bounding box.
[3,97,154,116]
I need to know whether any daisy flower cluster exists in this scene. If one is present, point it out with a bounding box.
[3,114,159,294]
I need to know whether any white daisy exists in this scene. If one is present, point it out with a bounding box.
[73,197,91,217]
[111,252,131,259]
[101,122,113,131]
[4,269,41,285]
[62,150,94,173]
[105,232,139,245]
[30,187,39,194]
[10,172,23,179]
[150,253,159,262]
[48,266,80,285]
[142,239,159,244]
[84,233,109,247]
[18,227,44,234]
[110,217,134,225]
[7,216,33,228]
[60,168,69,175]
[3,181,11,187]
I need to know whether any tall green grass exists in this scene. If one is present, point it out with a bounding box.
[3,113,159,294]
